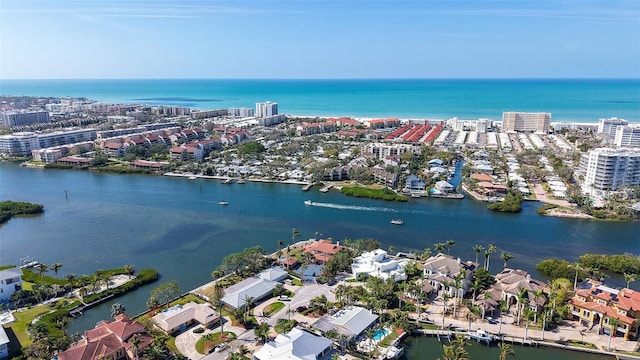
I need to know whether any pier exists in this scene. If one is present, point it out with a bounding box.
[301,183,315,191]
[319,184,333,193]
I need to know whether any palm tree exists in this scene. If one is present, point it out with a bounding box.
[523,307,533,340]
[291,228,301,245]
[570,262,583,290]
[498,343,515,360]
[211,284,225,335]
[131,335,141,360]
[607,317,620,351]
[36,263,49,281]
[472,245,484,265]
[422,247,432,261]
[434,243,446,254]
[485,244,497,270]
[440,290,451,329]
[110,303,126,318]
[446,239,456,255]
[277,239,284,256]
[124,264,135,278]
[624,273,636,289]
[52,263,62,278]
[65,273,77,288]
[516,288,528,326]
[500,252,514,269]
[540,309,551,341]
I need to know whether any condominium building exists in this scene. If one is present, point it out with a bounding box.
[255,101,278,118]
[598,117,629,142]
[190,109,228,120]
[1,110,51,126]
[228,107,255,117]
[501,112,551,133]
[582,148,640,194]
[0,132,40,156]
[614,126,640,148]
[361,142,417,160]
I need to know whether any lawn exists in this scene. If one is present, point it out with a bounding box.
[8,305,54,347]
[195,331,236,354]
[263,302,285,317]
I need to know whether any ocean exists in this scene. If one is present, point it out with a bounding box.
[1,79,639,122]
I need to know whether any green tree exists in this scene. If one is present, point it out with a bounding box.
[498,343,515,360]
[500,252,514,269]
[110,303,126,318]
[210,284,226,335]
[52,262,63,278]
[624,273,636,289]
[472,245,484,265]
[36,263,49,281]
[446,239,456,255]
[255,322,270,344]
[150,280,181,308]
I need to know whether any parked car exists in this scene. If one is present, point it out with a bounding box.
[214,343,229,353]
[486,317,497,324]
[296,305,308,312]
[278,295,291,301]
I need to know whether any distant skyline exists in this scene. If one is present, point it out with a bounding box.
[1,0,639,79]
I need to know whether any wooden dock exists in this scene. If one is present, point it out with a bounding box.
[301,183,314,191]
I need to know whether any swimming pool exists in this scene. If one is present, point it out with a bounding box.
[373,329,389,342]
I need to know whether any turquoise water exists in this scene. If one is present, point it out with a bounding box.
[373,329,389,342]
[1,79,638,122]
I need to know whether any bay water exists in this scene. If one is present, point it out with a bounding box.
[1,163,638,342]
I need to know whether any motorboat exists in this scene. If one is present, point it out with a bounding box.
[219,201,229,206]
[390,219,404,225]
[467,329,493,343]
[304,200,312,205]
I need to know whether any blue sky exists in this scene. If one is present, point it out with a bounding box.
[1,0,639,79]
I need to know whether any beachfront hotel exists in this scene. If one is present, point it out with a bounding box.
[614,126,640,148]
[255,101,278,118]
[501,112,551,133]
[581,148,640,195]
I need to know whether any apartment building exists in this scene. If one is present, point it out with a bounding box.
[581,148,640,195]
[502,112,551,133]
[598,117,629,142]
[1,110,50,126]
[614,126,640,148]
[255,101,278,118]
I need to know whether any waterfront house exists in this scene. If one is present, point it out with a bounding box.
[151,302,219,335]
[0,267,22,303]
[351,249,407,282]
[253,327,333,360]
[421,254,477,298]
[433,180,455,194]
[311,306,378,341]
[221,268,289,309]
[304,239,344,264]
[569,279,640,340]
[57,314,153,360]
[483,268,547,319]
[428,159,444,167]
[0,326,9,360]
[404,174,427,193]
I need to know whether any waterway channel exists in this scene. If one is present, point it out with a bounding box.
[0,162,638,354]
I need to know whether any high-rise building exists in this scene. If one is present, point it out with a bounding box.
[0,132,40,156]
[501,112,551,133]
[597,117,629,142]
[582,148,640,194]
[614,126,640,148]
[255,101,278,118]
[1,110,51,126]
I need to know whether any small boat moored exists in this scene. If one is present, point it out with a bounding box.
[467,329,494,344]
[390,219,404,225]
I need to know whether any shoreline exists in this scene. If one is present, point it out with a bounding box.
[163,172,310,186]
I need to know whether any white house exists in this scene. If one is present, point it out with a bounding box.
[0,268,23,303]
[311,306,378,340]
[351,249,407,282]
[253,327,333,360]
[151,302,219,334]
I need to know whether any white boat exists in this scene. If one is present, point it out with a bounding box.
[390,219,404,225]
[188,175,197,180]
[467,329,493,343]
[386,346,404,359]
[219,201,229,206]
[237,178,246,184]
[304,200,312,205]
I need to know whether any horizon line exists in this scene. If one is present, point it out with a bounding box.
[2,77,640,81]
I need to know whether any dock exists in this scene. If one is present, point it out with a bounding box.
[319,184,333,193]
[302,183,314,191]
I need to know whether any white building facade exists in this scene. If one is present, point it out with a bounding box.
[0,268,23,303]
[256,101,278,118]
[582,148,640,195]
[502,112,551,133]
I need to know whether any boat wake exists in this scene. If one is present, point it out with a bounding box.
[306,201,398,213]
